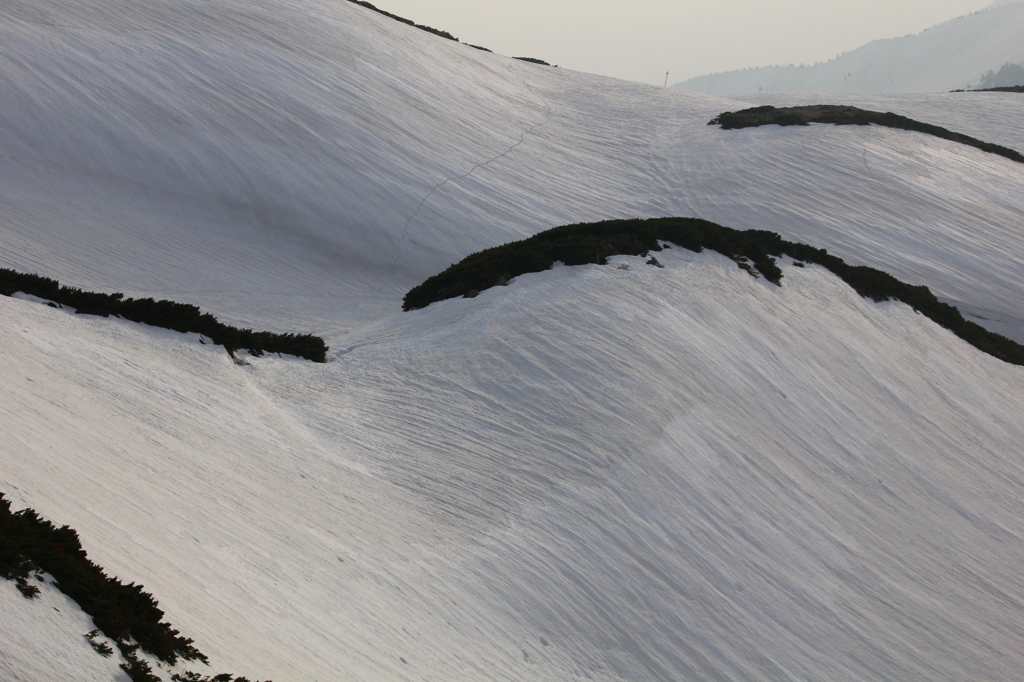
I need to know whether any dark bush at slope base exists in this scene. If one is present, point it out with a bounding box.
[402,217,1024,367]
[0,268,328,362]
[0,493,206,666]
[1,493,273,680]
[708,105,1024,165]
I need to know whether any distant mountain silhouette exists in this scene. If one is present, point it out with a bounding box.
[675,2,1024,95]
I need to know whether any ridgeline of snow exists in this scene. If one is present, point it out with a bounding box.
[675,2,1024,95]
[2,1,1024,680]
[4,249,1024,682]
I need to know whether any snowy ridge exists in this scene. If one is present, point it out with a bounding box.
[675,2,1024,95]
[2,0,1023,341]
[3,250,1024,681]
[2,0,1024,680]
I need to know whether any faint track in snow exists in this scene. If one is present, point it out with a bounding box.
[388,64,552,266]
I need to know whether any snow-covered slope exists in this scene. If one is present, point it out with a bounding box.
[3,1,1024,680]
[675,1,1024,95]
[2,0,1023,341]
[1,578,132,682]
[4,249,1024,682]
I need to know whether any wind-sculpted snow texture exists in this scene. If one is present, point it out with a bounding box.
[2,0,1024,342]
[3,251,1024,682]
[675,1,1024,95]
[3,0,1024,680]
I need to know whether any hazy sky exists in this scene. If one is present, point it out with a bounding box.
[372,0,998,85]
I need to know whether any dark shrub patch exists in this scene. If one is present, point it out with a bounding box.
[708,105,1024,165]
[402,217,785,312]
[0,269,328,363]
[402,217,1024,367]
[987,85,1024,93]
[172,672,272,682]
[85,630,115,657]
[119,642,161,682]
[0,493,205,665]
[15,577,40,598]
[955,85,1024,93]
[347,0,458,41]
[514,57,552,66]
[2,493,274,680]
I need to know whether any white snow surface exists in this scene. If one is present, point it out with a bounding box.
[1,0,1023,340]
[0,578,129,682]
[675,2,1024,95]
[2,1,1024,681]
[4,251,1024,682]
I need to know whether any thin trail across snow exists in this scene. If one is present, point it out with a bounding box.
[388,63,552,266]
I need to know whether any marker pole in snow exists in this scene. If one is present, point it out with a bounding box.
[664,71,669,88]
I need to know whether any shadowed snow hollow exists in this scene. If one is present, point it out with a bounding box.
[3,250,1023,681]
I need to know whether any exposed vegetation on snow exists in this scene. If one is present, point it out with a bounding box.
[514,57,554,66]
[0,269,328,363]
[346,0,556,65]
[170,671,271,682]
[708,105,1024,164]
[346,0,458,42]
[403,218,1024,366]
[0,493,205,665]
[959,85,1024,93]
[1,493,272,682]
[3,0,1024,679]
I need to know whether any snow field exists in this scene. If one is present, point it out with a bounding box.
[0,578,128,682]
[2,0,1024,679]
[1,0,1023,342]
[3,246,1023,681]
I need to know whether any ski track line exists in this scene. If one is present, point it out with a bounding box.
[388,64,553,266]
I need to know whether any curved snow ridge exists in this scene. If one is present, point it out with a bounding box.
[4,249,1023,681]
[402,218,1024,366]
[731,90,1024,152]
[708,104,1024,164]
